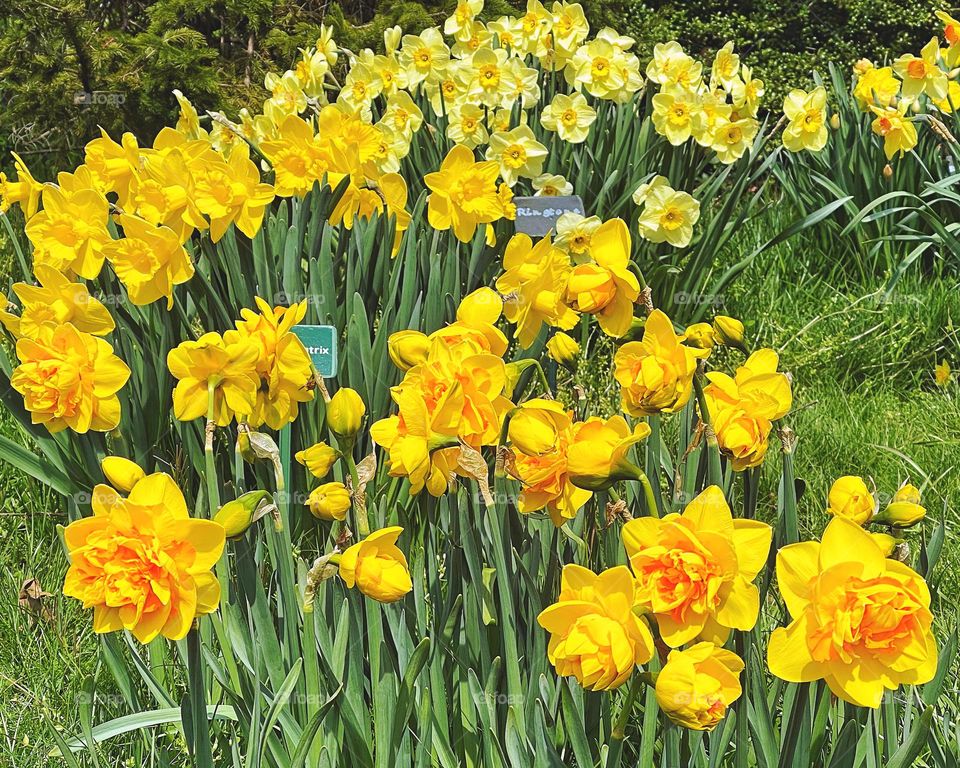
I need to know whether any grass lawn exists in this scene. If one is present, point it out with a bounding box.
[0,220,958,763]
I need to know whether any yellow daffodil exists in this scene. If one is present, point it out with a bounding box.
[623,485,771,646]
[656,643,744,731]
[540,92,596,143]
[11,322,129,433]
[167,331,261,425]
[225,298,314,429]
[870,102,918,160]
[0,152,42,218]
[100,456,145,493]
[894,38,948,102]
[538,564,654,690]
[646,41,702,90]
[937,11,960,67]
[637,183,700,248]
[615,309,707,416]
[682,322,716,351]
[0,265,114,340]
[400,29,451,89]
[533,173,573,196]
[853,66,900,109]
[338,526,413,603]
[64,473,224,642]
[485,125,548,186]
[554,212,602,256]
[570,38,626,99]
[710,41,740,91]
[83,130,142,202]
[327,387,366,440]
[25,185,111,278]
[875,483,926,527]
[566,414,651,490]
[545,331,579,369]
[565,218,640,337]
[425,144,505,242]
[306,482,351,521]
[296,442,339,478]
[508,399,593,524]
[768,516,937,708]
[652,86,702,145]
[192,146,275,241]
[710,116,758,164]
[782,86,829,153]
[703,349,792,470]
[104,215,195,309]
[496,232,579,348]
[935,359,951,386]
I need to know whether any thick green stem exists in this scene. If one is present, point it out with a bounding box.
[692,375,723,488]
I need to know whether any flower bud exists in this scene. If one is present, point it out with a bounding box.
[883,163,893,179]
[826,475,876,525]
[295,441,339,478]
[327,387,365,441]
[339,526,413,602]
[306,482,351,521]
[100,456,145,493]
[214,490,272,538]
[387,330,430,371]
[546,332,579,370]
[830,113,841,130]
[682,322,716,351]
[712,315,746,352]
[508,399,567,456]
[874,483,926,527]
[383,25,402,55]
[869,531,900,557]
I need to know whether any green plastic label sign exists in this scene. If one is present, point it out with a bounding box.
[292,325,338,378]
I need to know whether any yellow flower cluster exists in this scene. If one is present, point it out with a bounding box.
[852,18,960,160]
[496,217,640,347]
[647,40,767,163]
[539,487,769,729]
[167,298,314,429]
[372,288,513,495]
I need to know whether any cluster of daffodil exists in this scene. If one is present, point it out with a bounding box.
[0,7,950,761]
[769,479,935,709]
[848,12,960,160]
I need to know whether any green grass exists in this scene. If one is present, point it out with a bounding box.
[1,214,959,763]
[0,409,106,766]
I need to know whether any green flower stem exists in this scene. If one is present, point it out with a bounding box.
[611,672,643,741]
[343,450,369,538]
[692,374,723,488]
[186,628,214,768]
[636,470,660,520]
[646,415,665,515]
[274,427,303,685]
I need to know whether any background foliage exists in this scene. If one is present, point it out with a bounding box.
[0,0,947,174]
